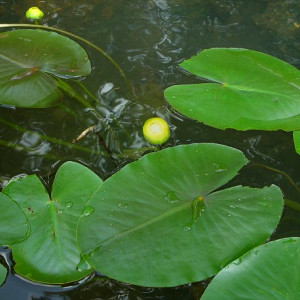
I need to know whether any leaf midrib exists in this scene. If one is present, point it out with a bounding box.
[88,197,204,254]
[225,83,300,100]
[49,201,65,265]
[0,52,32,69]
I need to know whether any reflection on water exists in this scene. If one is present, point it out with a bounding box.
[1,0,300,299]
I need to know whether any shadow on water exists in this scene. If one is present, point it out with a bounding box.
[1,0,300,299]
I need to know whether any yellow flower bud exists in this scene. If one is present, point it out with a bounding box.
[26,7,44,21]
[143,117,170,145]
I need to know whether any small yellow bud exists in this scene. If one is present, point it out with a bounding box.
[143,117,170,145]
[26,7,44,21]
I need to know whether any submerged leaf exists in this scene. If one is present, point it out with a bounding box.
[2,161,102,284]
[201,237,300,300]
[0,263,7,287]
[165,48,300,131]
[0,29,91,108]
[77,143,284,287]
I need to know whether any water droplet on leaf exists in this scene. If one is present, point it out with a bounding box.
[164,191,180,204]
[220,257,232,269]
[183,224,191,231]
[233,258,242,265]
[81,206,94,217]
[76,257,92,272]
[65,202,73,208]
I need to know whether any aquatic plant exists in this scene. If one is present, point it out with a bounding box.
[26,7,44,22]
[0,8,300,298]
[0,143,285,289]
[77,143,283,287]
[164,48,300,155]
[0,29,91,108]
[201,237,300,299]
[1,161,102,283]
[142,117,170,145]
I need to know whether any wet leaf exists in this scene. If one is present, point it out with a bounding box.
[202,237,300,300]
[0,192,29,245]
[165,48,300,131]
[2,161,102,284]
[0,29,91,108]
[77,143,283,287]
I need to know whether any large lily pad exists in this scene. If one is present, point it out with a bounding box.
[2,161,102,284]
[0,29,91,108]
[0,263,7,287]
[164,48,300,131]
[0,192,29,245]
[77,143,283,287]
[201,237,300,299]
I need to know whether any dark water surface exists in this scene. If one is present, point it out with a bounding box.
[1,0,300,299]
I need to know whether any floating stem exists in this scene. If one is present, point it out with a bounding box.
[284,198,300,212]
[73,80,99,103]
[0,117,102,156]
[0,138,60,160]
[250,163,300,212]
[55,78,94,109]
[251,163,300,193]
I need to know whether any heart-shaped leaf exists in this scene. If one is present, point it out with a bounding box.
[0,262,7,287]
[0,29,91,108]
[2,161,102,284]
[77,144,283,287]
[293,131,300,155]
[0,192,29,245]
[201,237,300,300]
[165,48,300,131]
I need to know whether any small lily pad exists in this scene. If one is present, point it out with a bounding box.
[2,161,102,284]
[0,29,91,108]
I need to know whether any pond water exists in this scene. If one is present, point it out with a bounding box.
[0,0,300,299]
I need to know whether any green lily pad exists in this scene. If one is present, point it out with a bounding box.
[164,48,300,131]
[0,263,7,287]
[2,161,102,284]
[293,131,300,155]
[0,192,29,245]
[77,143,283,287]
[0,29,91,108]
[201,237,300,300]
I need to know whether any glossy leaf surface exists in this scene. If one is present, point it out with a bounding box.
[165,48,300,131]
[0,192,29,245]
[3,162,102,284]
[77,144,283,287]
[202,237,300,300]
[0,263,7,287]
[0,29,91,108]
